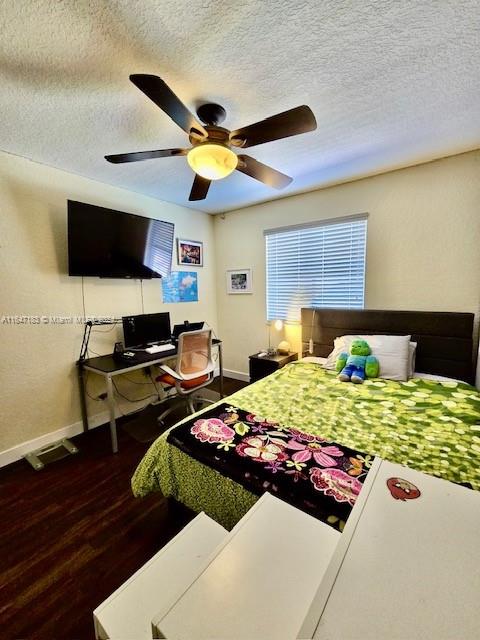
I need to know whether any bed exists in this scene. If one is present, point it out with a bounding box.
[132,309,480,530]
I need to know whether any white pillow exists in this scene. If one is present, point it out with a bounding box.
[408,342,417,378]
[413,372,464,384]
[323,334,411,381]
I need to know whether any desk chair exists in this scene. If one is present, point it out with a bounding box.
[156,328,216,425]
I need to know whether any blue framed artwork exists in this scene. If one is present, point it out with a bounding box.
[162,271,198,303]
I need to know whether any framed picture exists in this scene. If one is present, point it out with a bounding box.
[177,238,203,266]
[226,269,252,294]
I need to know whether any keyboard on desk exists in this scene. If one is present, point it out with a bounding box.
[145,343,175,354]
[116,344,176,364]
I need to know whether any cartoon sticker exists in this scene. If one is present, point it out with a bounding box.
[386,477,421,501]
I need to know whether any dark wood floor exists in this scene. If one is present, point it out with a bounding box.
[0,377,246,640]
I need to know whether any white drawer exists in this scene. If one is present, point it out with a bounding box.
[154,493,340,639]
[93,512,227,640]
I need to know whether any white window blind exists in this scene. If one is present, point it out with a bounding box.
[265,215,367,322]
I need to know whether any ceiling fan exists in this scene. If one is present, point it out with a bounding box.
[105,74,317,201]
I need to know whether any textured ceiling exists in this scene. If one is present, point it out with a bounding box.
[1,0,479,214]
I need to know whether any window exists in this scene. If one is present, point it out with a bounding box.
[265,215,367,322]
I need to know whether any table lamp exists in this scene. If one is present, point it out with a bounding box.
[268,319,284,355]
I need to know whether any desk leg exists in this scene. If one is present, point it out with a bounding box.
[77,364,89,433]
[106,375,118,454]
[218,343,224,398]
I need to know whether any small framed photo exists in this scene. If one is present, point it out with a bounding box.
[226,268,252,294]
[177,238,203,266]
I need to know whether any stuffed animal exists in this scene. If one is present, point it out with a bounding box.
[336,339,379,384]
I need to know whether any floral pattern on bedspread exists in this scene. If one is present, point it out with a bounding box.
[228,363,480,490]
[132,363,480,529]
[167,404,372,528]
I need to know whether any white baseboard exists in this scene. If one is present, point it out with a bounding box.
[0,369,225,469]
[0,409,115,469]
[224,368,250,382]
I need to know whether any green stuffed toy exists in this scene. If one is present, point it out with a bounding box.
[336,339,379,384]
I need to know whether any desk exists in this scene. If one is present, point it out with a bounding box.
[77,339,223,453]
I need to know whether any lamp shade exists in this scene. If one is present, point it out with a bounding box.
[277,340,290,355]
[187,144,238,180]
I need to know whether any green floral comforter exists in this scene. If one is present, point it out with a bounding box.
[132,362,480,529]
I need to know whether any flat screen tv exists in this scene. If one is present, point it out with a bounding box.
[67,200,174,278]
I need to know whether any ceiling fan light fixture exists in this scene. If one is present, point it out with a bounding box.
[107,76,315,200]
[187,143,238,180]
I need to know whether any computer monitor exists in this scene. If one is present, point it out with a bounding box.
[122,312,171,348]
[172,321,205,340]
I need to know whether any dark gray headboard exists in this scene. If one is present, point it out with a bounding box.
[301,308,476,384]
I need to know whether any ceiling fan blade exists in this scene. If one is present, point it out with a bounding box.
[236,155,292,189]
[105,148,188,163]
[130,74,207,137]
[189,174,211,201]
[230,105,316,148]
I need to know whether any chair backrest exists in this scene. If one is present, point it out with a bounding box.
[176,328,214,380]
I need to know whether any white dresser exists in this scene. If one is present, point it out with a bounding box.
[93,512,227,640]
[154,493,341,639]
[299,459,480,639]
[94,460,480,639]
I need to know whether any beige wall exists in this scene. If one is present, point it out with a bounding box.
[214,150,480,375]
[2,148,479,458]
[0,151,217,455]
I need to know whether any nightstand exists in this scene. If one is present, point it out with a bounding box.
[249,351,298,383]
